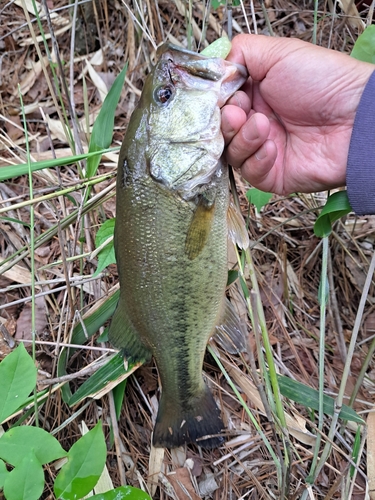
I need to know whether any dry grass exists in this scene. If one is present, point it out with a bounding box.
[1,1,375,499]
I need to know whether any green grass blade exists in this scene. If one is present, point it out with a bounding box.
[0,148,118,182]
[86,64,128,178]
[277,375,364,424]
[68,353,135,406]
[57,290,120,402]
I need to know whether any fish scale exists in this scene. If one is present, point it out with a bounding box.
[109,43,247,448]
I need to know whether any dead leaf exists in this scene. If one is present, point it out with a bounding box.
[168,467,202,500]
[148,444,165,498]
[15,296,47,340]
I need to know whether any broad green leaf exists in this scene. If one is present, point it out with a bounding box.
[246,188,273,212]
[3,450,44,500]
[0,343,37,423]
[313,190,352,237]
[68,353,133,406]
[94,218,116,277]
[0,459,9,489]
[54,421,107,500]
[277,374,364,424]
[90,486,152,500]
[0,426,66,466]
[351,25,375,63]
[57,289,119,402]
[0,148,117,182]
[201,37,232,58]
[86,64,128,178]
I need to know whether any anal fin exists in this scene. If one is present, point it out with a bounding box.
[108,301,151,364]
[213,297,247,354]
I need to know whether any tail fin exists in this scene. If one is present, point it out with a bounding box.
[152,385,224,448]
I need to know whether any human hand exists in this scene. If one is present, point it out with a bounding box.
[222,34,374,195]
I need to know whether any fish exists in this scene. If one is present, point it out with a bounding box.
[109,43,247,449]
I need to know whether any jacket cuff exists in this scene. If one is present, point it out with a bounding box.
[346,70,375,215]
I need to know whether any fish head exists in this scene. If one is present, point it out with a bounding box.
[141,44,247,198]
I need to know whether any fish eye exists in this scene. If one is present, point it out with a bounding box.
[154,85,174,105]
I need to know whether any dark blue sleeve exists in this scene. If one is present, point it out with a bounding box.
[346,70,375,215]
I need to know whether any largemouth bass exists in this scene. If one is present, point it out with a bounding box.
[109,43,247,448]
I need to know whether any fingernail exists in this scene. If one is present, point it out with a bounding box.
[255,145,267,160]
[243,116,259,141]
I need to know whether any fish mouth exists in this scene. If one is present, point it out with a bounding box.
[157,43,247,106]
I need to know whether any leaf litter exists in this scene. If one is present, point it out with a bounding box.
[0,1,375,498]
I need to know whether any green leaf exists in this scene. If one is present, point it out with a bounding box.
[0,216,30,228]
[211,0,240,9]
[0,343,37,423]
[201,37,232,58]
[0,426,67,467]
[277,374,365,424]
[57,289,119,402]
[351,25,375,63]
[0,459,9,489]
[246,188,273,212]
[90,486,152,500]
[94,218,116,277]
[3,450,44,500]
[313,190,352,238]
[86,64,128,178]
[68,353,133,406]
[0,148,117,182]
[112,379,127,421]
[350,426,362,477]
[54,421,107,500]
[227,269,238,286]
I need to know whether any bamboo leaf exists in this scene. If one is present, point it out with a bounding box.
[68,353,134,406]
[86,64,128,178]
[94,218,116,277]
[277,374,364,424]
[0,148,117,182]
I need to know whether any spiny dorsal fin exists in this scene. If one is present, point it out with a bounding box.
[185,199,215,260]
[227,201,249,250]
[214,297,247,354]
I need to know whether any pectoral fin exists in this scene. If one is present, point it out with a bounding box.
[227,201,249,250]
[185,199,215,260]
[108,300,152,364]
[214,297,247,354]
